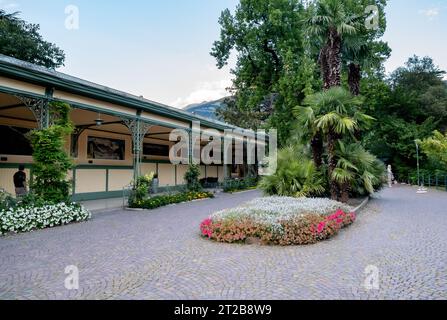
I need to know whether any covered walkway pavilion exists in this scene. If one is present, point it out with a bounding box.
[0,55,264,201]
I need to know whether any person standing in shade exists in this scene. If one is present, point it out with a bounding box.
[13,165,28,198]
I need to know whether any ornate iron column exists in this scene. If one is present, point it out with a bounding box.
[15,96,50,129]
[122,118,151,182]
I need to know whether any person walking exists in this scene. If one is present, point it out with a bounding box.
[13,165,28,198]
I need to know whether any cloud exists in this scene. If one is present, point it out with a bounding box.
[419,7,440,20]
[0,1,19,10]
[171,79,233,109]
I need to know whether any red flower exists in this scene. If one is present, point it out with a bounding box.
[317,221,326,233]
[200,218,214,238]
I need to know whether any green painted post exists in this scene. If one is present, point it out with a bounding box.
[428,175,431,187]
[72,167,77,197]
[105,169,109,192]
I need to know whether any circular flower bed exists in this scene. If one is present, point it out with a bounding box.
[200,197,356,246]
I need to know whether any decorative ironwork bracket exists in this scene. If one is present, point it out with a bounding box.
[15,96,50,129]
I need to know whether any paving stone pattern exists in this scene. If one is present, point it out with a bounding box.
[0,186,446,300]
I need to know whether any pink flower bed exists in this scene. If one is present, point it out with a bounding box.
[200,209,357,246]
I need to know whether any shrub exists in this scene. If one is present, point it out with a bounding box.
[130,191,214,209]
[0,202,91,236]
[200,197,356,246]
[223,176,258,193]
[259,145,326,197]
[0,189,17,211]
[128,172,155,207]
[184,164,202,192]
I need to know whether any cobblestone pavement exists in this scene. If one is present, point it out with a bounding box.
[0,186,446,300]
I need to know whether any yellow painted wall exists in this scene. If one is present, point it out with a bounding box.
[0,168,31,195]
[199,166,206,179]
[207,166,218,178]
[218,166,224,182]
[108,170,133,191]
[75,169,106,194]
[53,91,136,117]
[141,111,189,129]
[0,77,46,96]
[141,163,157,176]
[158,163,176,187]
[176,165,188,185]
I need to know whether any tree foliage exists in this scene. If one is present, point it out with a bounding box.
[364,56,447,179]
[0,9,65,68]
[420,131,447,168]
[211,0,316,145]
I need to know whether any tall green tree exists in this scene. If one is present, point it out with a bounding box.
[364,56,446,179]
[0,9,65,69]
[211,0,316,146]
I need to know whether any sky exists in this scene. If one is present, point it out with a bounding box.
[0,0,446,109]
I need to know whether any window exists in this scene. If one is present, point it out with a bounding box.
[0,125,33,156]
[87,136,125,160]
[143,143,170,157]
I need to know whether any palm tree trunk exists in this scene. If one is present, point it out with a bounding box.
[340,182,350,203]
[320,46,331,90]
[348,63,361,96]
[311,133,323,168]
[325,28,342,88]
[348,62,363,141]
[327,129,339,200]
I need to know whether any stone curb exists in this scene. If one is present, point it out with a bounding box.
[352,196,370,214]
[224,188,259,195]
[123,197,214,212]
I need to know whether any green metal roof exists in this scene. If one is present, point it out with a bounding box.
[0,54,257,134]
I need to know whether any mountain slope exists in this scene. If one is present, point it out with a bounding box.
[183,98,227,121]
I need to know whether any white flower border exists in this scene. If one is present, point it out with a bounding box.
[0,203,91,236]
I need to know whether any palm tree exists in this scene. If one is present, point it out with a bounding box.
[259,145,326,197]
[334,141,385,202]
[343,35,391,95]
[307,0,361,89]
[293,87,374,200]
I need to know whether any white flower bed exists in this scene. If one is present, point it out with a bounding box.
[0,203,91,236]
[211,196,353,231]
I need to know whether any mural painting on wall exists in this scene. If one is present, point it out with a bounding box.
[87,136,125,160]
